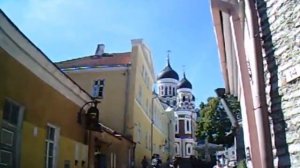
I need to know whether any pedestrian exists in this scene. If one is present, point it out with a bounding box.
[151,154,158,168]
[141,156,149,168]
[173,157,179,168]
[213,160,223,168]
[167,157,173,168]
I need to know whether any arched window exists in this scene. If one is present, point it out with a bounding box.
[182,96,186,102]
[173,87,176,96]
[169,86,172,95]
[186,144,193,155]
[175,143,180,155]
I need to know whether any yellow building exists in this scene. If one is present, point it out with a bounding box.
[0,10,134,168]
[57,40,172,166]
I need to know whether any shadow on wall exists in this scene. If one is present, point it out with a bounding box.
[256,0,291,167]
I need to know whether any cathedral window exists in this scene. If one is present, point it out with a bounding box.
[164,87,168,96]
[186,144,193,155]
[185,119,191,134]
[92,79,105,98]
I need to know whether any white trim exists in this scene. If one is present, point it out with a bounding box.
[0,12,90,107]
[157,78,179,84]
[45,124,60,168]
[175,111,192,116]
[175,120,179,134]
[177,88,192,93]
[62,66,130,73]
[186,143,193,155]
[185,119,192,134]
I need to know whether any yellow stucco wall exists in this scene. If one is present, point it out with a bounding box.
[65,69,128,134]
[58,41,170,166]
[0,49,88,168]
[130,43,169,165]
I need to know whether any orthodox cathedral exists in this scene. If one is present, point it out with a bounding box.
[157,57,198,159]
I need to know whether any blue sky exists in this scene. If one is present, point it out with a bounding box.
[1,0,224,105]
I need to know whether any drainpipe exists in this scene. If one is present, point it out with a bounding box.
[210,0,261,167]
[247,0,274,167]
[123,64,130,135]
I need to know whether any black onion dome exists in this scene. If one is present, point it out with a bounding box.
[157,60,179,80]
[177,73,192,89]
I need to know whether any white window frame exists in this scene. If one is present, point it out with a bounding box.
[186,143,193,155]
[175,120,179,134]
[45,124,60,168]
[110,153,116,168]
[185,119,192,134]
[175,143,180,155]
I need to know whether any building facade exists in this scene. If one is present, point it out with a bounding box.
[0,10,134,168]
[57,40,173,167]
[210,0,300,167]
[157,59,198,159]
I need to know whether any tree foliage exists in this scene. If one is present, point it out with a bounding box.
[196,95,241,146]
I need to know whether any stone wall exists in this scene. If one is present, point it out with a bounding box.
[256,0,300,167]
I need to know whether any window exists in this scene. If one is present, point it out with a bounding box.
[185,119,191,134]
[110,153,116,168]
[175,120,179,134]
[186,144,193,155]
[141,65,144,77]
[45,125,59,168]
[3,99,20,126]
[92,79,105,98]
[175,143,180,155]
[164,87,167,96]
[136,123,141,143]
[1,99,23,168]
[169,86,172,95]
[173,87,176,96]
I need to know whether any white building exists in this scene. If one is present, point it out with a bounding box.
[157,58,198,159]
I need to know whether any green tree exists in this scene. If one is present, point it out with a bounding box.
[196,95,240,146]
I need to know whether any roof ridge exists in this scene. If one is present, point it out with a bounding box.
[56,51,131,64]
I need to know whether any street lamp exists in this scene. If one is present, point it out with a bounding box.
[77,99,102,168]
[78,99,102,131]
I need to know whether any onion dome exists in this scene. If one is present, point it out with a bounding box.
[177,73,192,89]
[157,58,179,80]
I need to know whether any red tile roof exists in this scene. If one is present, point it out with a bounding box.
[56,52,131,69]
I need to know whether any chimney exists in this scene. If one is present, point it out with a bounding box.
[95,44,105,56]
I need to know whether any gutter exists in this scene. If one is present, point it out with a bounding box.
[247,0,274,167]
[123,64,131,135]
[210,0,262,167]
